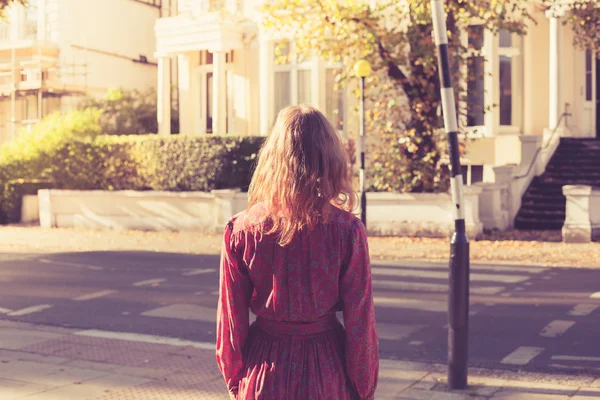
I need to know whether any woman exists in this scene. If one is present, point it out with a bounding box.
[216,105,379,400]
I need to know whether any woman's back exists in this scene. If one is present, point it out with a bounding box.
[216,105,378,400]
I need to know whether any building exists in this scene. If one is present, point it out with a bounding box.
[155,1,598,179]
[0,0,161,143]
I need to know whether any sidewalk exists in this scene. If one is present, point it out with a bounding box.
[1,226,600,268]
[1,320,599,400]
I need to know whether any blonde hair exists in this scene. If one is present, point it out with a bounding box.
[248,105,356,246]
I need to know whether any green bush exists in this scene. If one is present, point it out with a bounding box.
[0,179,53,224]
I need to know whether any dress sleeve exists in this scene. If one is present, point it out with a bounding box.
[340,219,379,400]
[216,221,252,399]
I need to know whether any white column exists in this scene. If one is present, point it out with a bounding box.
[157,57,172,135]
[212,51,227,134]
[259,30,272,135]
[178,53,192,134]
[548,14,560,129]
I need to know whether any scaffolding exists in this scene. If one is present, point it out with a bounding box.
[0,44,89,140]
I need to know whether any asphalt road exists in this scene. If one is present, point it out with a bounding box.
[1,250,600,377]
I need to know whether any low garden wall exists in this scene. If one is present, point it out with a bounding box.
[33,188,484,238]
[38,189,248,233]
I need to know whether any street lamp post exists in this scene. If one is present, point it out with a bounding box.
[354,59,372,227]
[430,0,470,390]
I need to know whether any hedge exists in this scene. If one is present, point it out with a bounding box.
[0,135,265,224]
[0,179,54,224]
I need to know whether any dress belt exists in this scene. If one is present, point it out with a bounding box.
[255,314,341,336]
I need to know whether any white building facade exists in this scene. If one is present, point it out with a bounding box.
[155,1,599,184]
[0,0,160,143]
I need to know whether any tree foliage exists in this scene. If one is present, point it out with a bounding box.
[562,0,600,51]
[77,87,179,135]
[262,0,534,192]
[0,0,25,18]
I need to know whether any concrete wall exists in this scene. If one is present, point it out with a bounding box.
[33,188,484,238]
[38,189,248,233]
[366,188,483,238]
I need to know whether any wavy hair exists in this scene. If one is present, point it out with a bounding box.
[248,105,357,246]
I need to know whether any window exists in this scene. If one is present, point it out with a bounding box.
[498,30,522,127]
[325,68,345,131]
[273,41,312,119]
[461,165,483,186]
[585,49,593,102]
[467,26,485,127]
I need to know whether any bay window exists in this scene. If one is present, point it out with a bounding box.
[273,41,312,117]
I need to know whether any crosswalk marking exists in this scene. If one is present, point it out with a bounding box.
[141,304,216,322]
[183,268,215,276]
[372,280,505,295]
[370,261,545,274]
[551,355,600,362]
[590,292,600,299]
[132,278,167,287]
[74,329,215,350]
[8,304,53,316]
[568,304,598,316]
[371,267,529,283]
[73,290,117,301]
[501,346,544,365]
[374,297,446,312]
[539,320,575,338]
[376,323,425,341]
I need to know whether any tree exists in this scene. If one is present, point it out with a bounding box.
[77,87,179,135]
[262,0,534,192]
[562,0,600,51]
[0,0,25,18]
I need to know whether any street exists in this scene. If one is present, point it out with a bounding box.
[1,250,600,378]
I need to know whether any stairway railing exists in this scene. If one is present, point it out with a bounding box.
[513,104,572,180]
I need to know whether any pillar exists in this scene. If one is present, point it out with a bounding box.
[258,29,272,135]
[157,56,172,135]
[212,51,227,134]
[178,53,192,134]
[548,12,560,129]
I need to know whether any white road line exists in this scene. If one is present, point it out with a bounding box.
[371,267,529,283]
[74,329,214,350]
[39,258,104,271]
[501,346,544,365]
[376,323,425,341]
[183,268,215,276]
[371,261,545,274]
[141,304,216,322]
[132,278,167,287]
[374,297,446,312]
[210,290,219,296]
[551,355,600,362]
[0,307,12,314]
[73,290,117,302]
[539,320,575,338]
[409,341,423,346]
[372,280,505,295]
[590,292,600,299]
[568,304,599,316]
[8,304,53,316]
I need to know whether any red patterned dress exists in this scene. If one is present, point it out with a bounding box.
[216,204,379,400]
